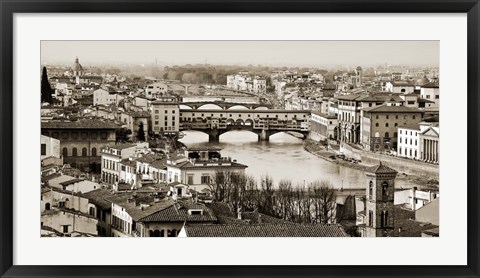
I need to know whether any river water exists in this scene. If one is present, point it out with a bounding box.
[179,130,417,190]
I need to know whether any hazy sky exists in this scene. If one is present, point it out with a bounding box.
[41,41,439,67]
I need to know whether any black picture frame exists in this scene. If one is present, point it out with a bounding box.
[1,1,479,277]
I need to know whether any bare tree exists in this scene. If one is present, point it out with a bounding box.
[311,180,337,224]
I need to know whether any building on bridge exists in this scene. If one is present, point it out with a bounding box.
[179,108,310,142]
[151,96,180,135]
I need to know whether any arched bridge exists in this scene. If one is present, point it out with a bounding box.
[180,102,272,110]
[179,109,311,141]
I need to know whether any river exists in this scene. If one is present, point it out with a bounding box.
[179,130,418,190]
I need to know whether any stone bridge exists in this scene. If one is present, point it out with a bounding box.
[179,102,272,110]
[179,109,311,141]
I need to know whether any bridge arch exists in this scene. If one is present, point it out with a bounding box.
[226,119,235,125]
[235,119,245,125]
[255,106,269,110]
[245,119,254,126]
[227,105,249,110]
[197,103,223,110]
[179,104,193,110]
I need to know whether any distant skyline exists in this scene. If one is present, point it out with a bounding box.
[41,41,439,68]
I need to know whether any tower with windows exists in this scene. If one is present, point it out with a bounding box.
[364,162,397,237]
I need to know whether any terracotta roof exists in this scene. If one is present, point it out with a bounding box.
[362,104,422,113]
[41,119,119,129]
[365,162,398,174]
[139,202,217,223]
[184,223,349,237]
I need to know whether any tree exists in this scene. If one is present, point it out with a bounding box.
[41,66,53,104]
[311,180,337,224]
[137,122,146,142]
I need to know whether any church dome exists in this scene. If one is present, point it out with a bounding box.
[74,57,83,72]
[356,66,363,71]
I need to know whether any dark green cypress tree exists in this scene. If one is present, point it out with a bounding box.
[41,66,53,104]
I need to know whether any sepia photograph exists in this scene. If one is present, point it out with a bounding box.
[39,40,440,238]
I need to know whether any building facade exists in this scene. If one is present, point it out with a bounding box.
[360,105,422,151]
[310,111,338,141]
[41,119,119,172]
[151,97,180,135]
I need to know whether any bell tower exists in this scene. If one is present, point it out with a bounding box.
[364,162,397,237]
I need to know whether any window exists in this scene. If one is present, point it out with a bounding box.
[385,123,389,127]
[394,123,398,127]
[395,115,399,119]
[82,147,87,156]
[72,132,78,139]
[45,203,51,210]
[435,95,439,99]
[386,115,389,119]
[368,210,373,226]
[382,181,389,199]
[201,175,210,184]
[385,132,389,138]
[413,115,416,119]
[89,207,95,216]
[165,110,168,114]
[187,175,194,185]
[62,225,69,233]
[72,148,77,157]
[381,211,388,227]
[368,181,373,199]
[394,132,398,138]
[375,123,379,127]
[369,103,372,107]
[155,110,159,114]
[426,95,431,99]
[375,115,379,119]
[92,148,97,157]
[41,144,46,155]
[164,116,168,120]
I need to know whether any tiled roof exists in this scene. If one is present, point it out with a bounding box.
[82,189,114,210]
[109,193,176,222]
[184,223,349,237]
[365,162,398,174]
[139,202,217,223]
[41,119,119,129]
[110,143,136,150]
[362,104,421,113]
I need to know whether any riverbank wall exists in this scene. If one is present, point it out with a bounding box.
[340,143,439,179]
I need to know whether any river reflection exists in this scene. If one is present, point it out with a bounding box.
[179,130,416,189]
